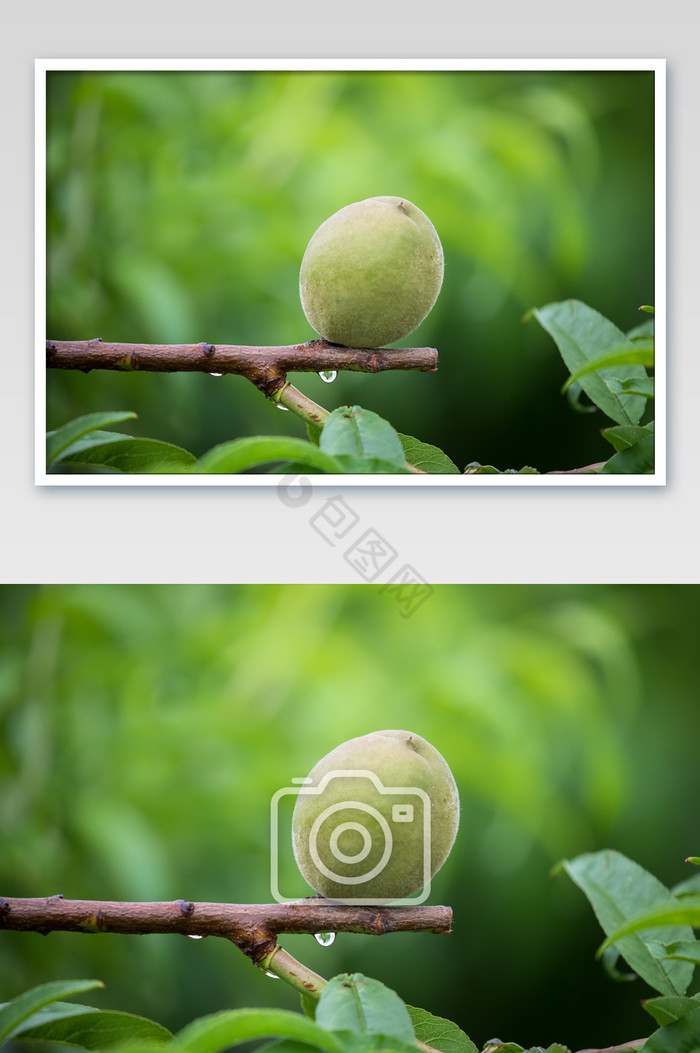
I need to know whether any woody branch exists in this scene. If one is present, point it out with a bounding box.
[0,896,452,996]
[45,339,438,400]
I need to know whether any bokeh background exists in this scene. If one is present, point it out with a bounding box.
[1,585,697,1049]
[45,68,656,473]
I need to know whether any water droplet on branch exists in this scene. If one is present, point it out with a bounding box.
[314,931,336,947]
[318,371,337,384]
[187,934,205,940]
[208,372,223,378]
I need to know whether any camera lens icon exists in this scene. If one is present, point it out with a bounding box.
[309,801,393,885]
[270,768,431,905]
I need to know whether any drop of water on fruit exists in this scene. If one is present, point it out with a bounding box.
[314,931,336,947]
[209,372,223,377]
[276,403,289,411]
[318,370,337,384]
[187,934,205,940]
[264,970,279,978]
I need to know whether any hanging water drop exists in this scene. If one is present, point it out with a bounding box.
[187,934,204,940]
[209,372,223,378]
[318,370,337,384]
[314,931,336,947]
[276,402,289,411]
[264,970,279,978]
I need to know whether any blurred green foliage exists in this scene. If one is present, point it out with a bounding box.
[1,585,697,1048]
[45,69,656,472]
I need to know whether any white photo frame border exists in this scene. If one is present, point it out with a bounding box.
[36,57,666,487]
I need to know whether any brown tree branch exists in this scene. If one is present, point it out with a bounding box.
[0,895,452,969]
[45,339,438,400]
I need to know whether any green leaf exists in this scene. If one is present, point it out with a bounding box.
[462,463,540,475]
[600,433,655,475]
[600,946,638,983]
[59,431,135,455]
[15,1009,172,1049]
[320,408,406,470]
[0,981,104,1043]
[264,461,330,476]
[333,455,411,475]
[315,974,414,1045]
[194,437,344,474]
[481,1044,525,1053]
[299,995,317,1021]
[256,1039,419,1053]
[673,873,700,900]
[602,423,654,453]
[660,940,700,965]
[332,1035,418,1053]
[599,896,700,950]
[397,435,460,475]
[267,455,411,475]
[59,437,197,473]
[173,1008,346,1053]
[560,850,695,996]
[643,995,700,1027]
[561,340,654,392]
[482,1045,572,1053]
[639,305,655,313]
[47,412,137,467]
[463,463,501,474]
[687,859,700,867]
[642,1005,700,1053]
[565,381,598,414]
[254,1042,324,1053]
[307,423,322,447]
[6,1001,93,1039]
[627,319,655,340]
[529,299,648,425]
[406,1005,478,1053]
[609,377,655,400]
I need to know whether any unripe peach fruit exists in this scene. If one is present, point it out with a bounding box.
[291,730,459,903]
[299,197,444,349]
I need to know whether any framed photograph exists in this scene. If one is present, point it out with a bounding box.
[37,59,664,485]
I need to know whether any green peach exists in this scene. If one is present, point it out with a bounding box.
[291,730,459,903]
[299,197,444,349]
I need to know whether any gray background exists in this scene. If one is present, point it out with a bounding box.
[1,3,696,583]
